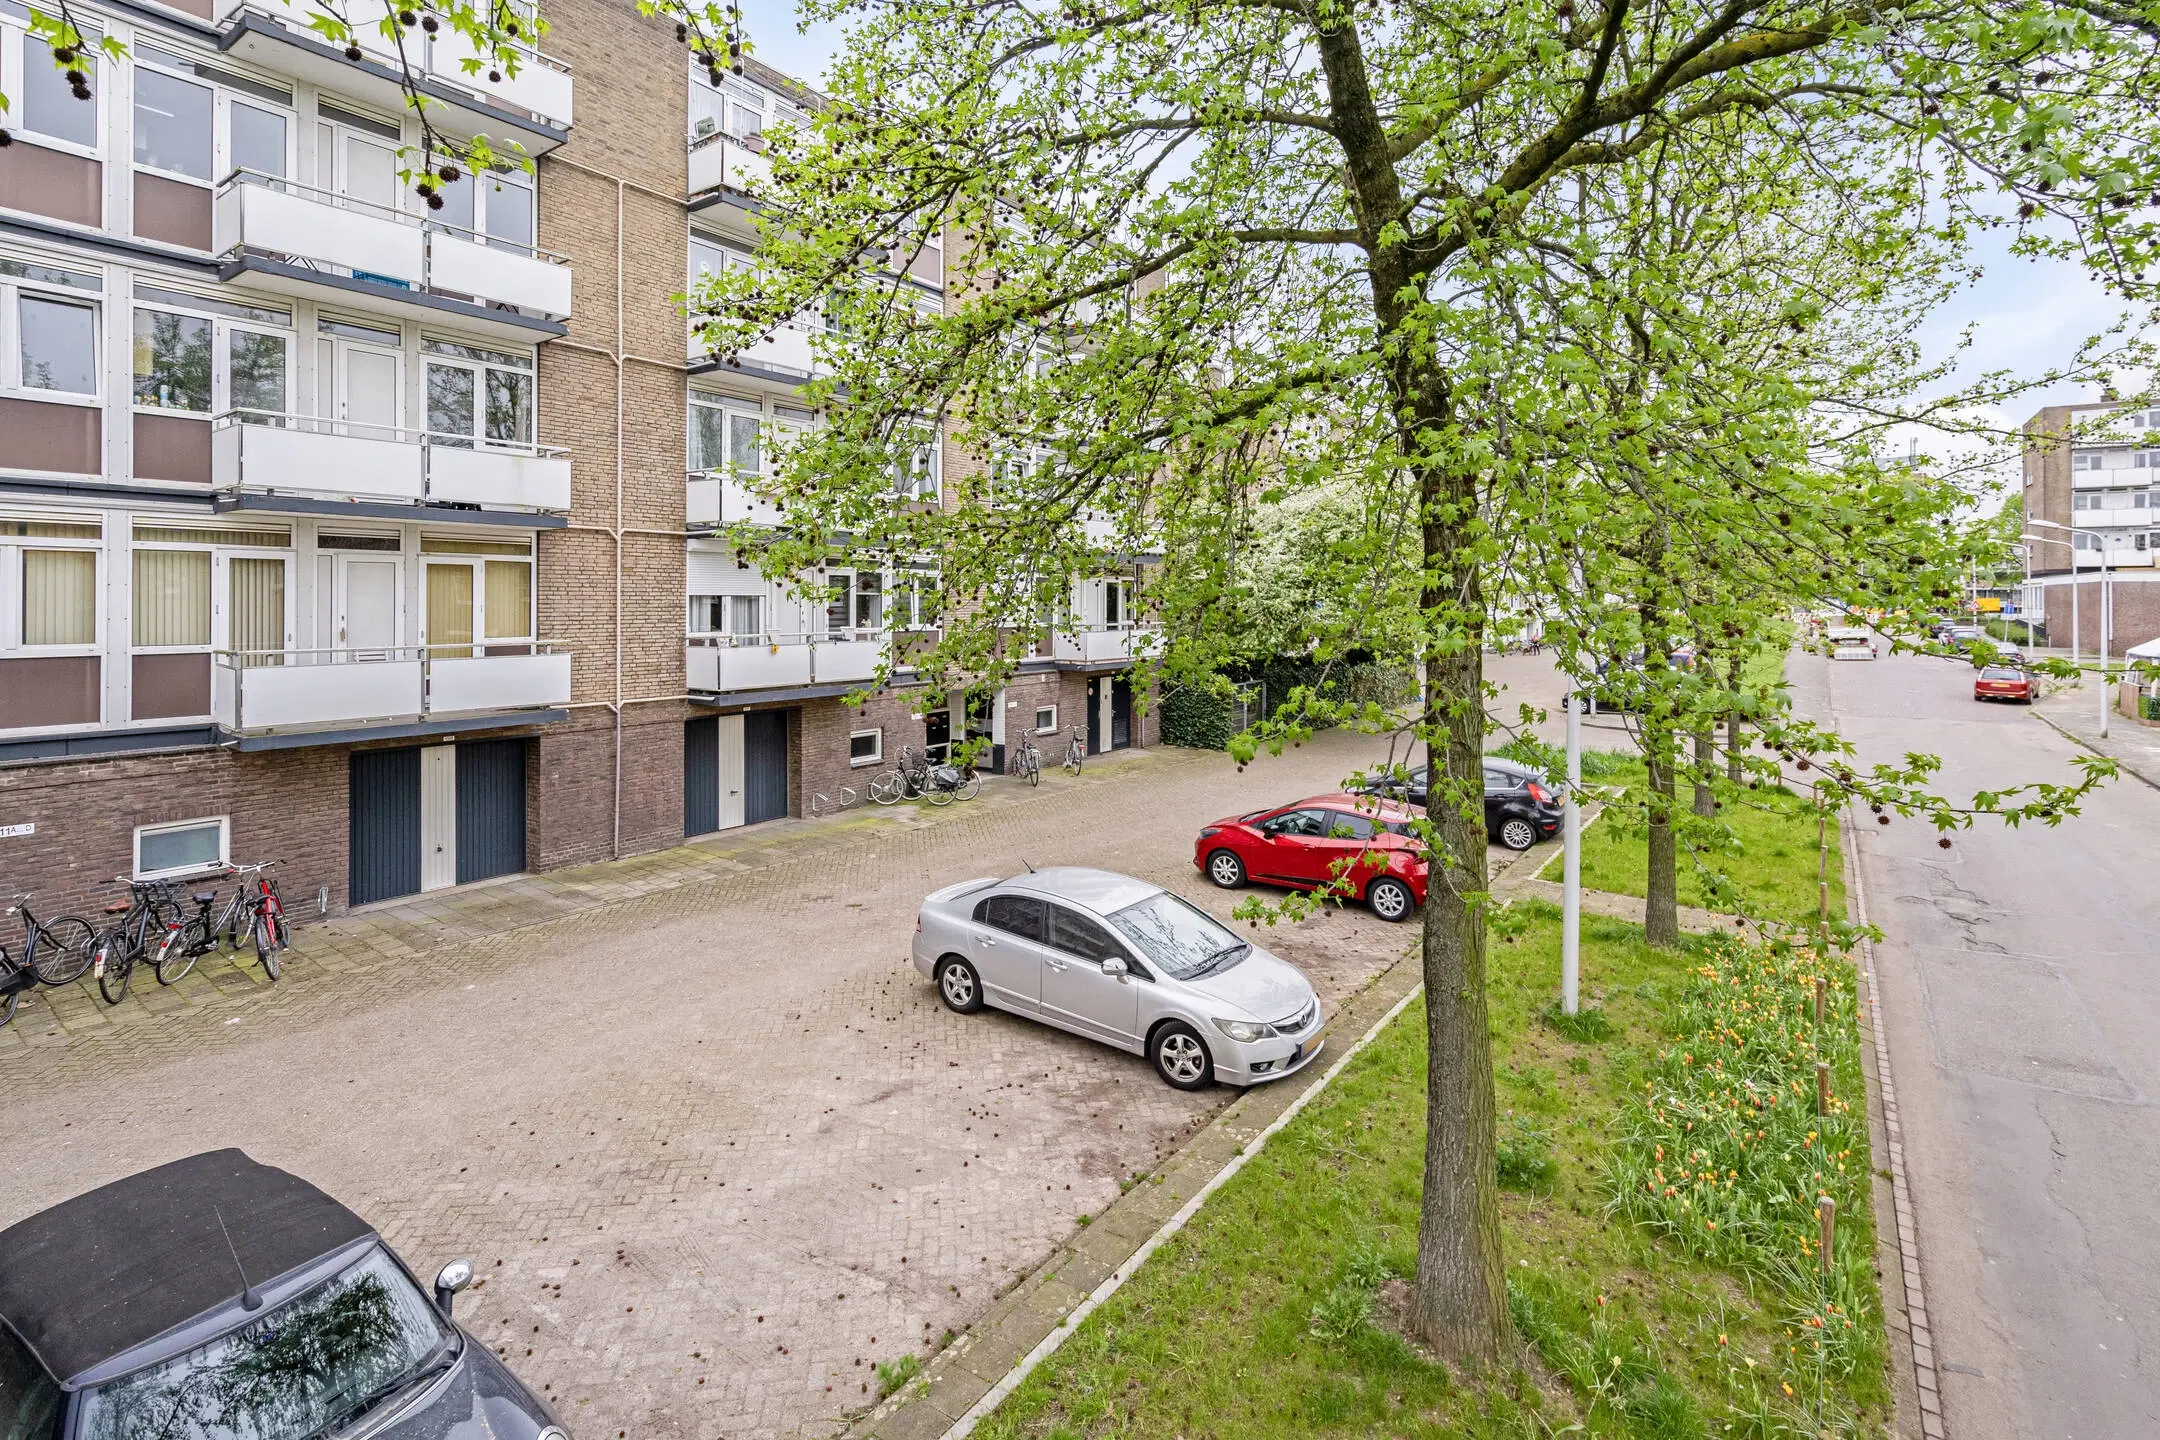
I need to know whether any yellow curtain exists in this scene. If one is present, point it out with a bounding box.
[133,549,210,647]
[228,557,286,665]
[483,560,531,641]
[427,563,474,658]
[22,549,96,646]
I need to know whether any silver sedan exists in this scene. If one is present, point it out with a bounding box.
[910,867,1324,1090]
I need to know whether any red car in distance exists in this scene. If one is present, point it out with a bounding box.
[1973,665,2033,704]
[1195,793,1427,922]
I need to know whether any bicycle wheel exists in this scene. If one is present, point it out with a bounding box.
[1024,753,1040,787]
[0,986,16,1027]
[95,935,134,1005]
[155,918,208,986]
[253,916,282,981]
[28,916,95,986]
[867,770,907,805]
[1063,746,1082,778]
[954,772,982,801]
[924,779,955,807]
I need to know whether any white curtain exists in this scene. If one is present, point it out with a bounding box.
[22,549,95,646]
[133,549,211,647]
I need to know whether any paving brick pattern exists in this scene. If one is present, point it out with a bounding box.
[0,734,1467,1440]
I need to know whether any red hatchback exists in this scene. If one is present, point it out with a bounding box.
[1195,794,1427,922]
[1973,665,2032,704]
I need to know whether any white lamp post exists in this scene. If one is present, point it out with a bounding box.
[2028,520,2111,735]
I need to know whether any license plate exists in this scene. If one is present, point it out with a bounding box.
[1297,1032,1324,1062]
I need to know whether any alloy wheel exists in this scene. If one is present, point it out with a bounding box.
[1158,1031,1207,1085]
[940,962,976,1009]
[1500,818,1537,851]
[1369,879,1411,920]
[1207,851,1244,887]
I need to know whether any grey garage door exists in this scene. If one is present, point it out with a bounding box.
[684,716,719,837]
[349,747,421,906]
[455,739,527,884]
[744,709,789,824]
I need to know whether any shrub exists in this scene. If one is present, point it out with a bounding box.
[1492,734,1634,780]
[874,1353,921,1398]
[1159,685,1235,749]
[1983,617,2043,645]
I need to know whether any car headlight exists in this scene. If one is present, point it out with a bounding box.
[538,1428,571,1440]
[1213,1017,1276,1043]
[1197,827,1221,838]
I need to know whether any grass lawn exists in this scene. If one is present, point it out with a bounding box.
[1543,759,1845,930]
[971,898,1886,1440]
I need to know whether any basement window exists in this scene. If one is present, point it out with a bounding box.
[135,815,228,879]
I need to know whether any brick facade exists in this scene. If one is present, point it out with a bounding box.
[2030,574,2160,653]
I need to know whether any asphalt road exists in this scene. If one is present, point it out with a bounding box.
[1804,648,2160,1440]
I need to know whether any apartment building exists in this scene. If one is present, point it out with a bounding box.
[0,4,1156,924]
[679,57,1158,832]
[2021,400,2160,649]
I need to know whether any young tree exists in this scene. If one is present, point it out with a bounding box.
[685,0,2160,1370]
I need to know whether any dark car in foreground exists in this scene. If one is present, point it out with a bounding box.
[1358,756,1567,851]
[0,1149,567,1440]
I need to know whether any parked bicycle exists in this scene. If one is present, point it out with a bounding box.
[921,759,982,806]
[867,745,934,805]
[230,860,289,982]
[91,878,182,1006]
[151,861,284,986]
[1,894,97,987]
[1061,725,1088,777]
[1007,734,1042,787]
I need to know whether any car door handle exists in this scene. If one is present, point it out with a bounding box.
[975,932,996,946]
[1045,957,1066,971]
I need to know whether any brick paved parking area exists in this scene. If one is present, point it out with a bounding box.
[0,732,1515,1439]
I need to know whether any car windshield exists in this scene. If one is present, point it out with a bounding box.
[0,1320,63,1440]
[1107,892,1247,979]
[74,1247,454,1440]
[1980,666,2022,681]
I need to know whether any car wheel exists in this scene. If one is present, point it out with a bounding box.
[1367,876,1414,922]
[1205,849,1246,888]
[935,956,985,1014]
[1151,1021,1214,1090]
[1497,816,1538,851]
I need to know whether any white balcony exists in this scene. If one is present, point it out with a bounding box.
[1053,623,1159,665]
[213,414,570,515]
[213,644,569,736]
[687,631,890,694]
[215,172,572,322]
[688,130,773,197]
[218,2,573,136]
[426,647,573,714]
[687,470,784,529]
[691,317,820,379]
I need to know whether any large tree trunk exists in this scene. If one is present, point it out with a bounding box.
[1411,481,1510,1372]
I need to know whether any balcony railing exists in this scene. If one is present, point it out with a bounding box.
[218,2,574,131]
[686,629,887,693]
[688,130,773,197]
[690,315,821,378]
[1052,622,1160,665]
[686,469,785,529]
[212,643,570,735]
[213,412,571,514]
[214,170,573,320]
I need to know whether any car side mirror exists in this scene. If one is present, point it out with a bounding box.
[1101,955,1128,978]
[434,1258,474,1316]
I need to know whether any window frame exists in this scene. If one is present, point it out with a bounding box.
[1,263,103,404]
[421,337,537,450]
[0,527,103,657]
[132,814,230,880]
[129,526,297,663]
[824,568,885,637]
[417,537,534,652]
[848,727,882,767]
[130,44,295,191]
[0,13,106,159]
[1034,704,1057,735]
[130,291,295,420]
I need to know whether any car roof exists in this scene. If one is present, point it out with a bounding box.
[0,1149,375,1385]
[1004,867,1165,914]
[1296,792,1418,818]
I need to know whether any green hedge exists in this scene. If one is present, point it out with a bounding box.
[1159,686,1237,750]
[1985,617,2044,645]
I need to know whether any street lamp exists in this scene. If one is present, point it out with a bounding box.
[2028,519,2112,737]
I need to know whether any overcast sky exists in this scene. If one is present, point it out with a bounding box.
[748,15,2135,505]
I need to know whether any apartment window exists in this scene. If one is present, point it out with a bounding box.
[132,45,293,184]
[690,232,754,284]
[827,571,883,635]
[848,728,881,767]
[0,520,101,654]
[1035,705,1057,735]
[419,537,533,658]
[2073,493,2096,511]
[134,816,228,879]
[1103,578,1134,627]
[131,524,293,669]
[7,18,101,152]
[2074,530,2102,551]
[894,425,940,501]
[2,259,100,401]
[690,70,770,143]
[894,569,940,628]
[2073,451,2105,471]
[688,593,762,637]
[131,287,292,417]
[424,339,534,448]
[689,393,761,475]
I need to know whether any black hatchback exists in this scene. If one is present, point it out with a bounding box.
[1361,756,1567,851]
[0,1149,567,1440]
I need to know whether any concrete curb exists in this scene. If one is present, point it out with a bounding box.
[1844,807,1946,1440]
[2029,709,2160,794]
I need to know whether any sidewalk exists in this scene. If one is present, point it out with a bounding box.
[2031,681,2160,792]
